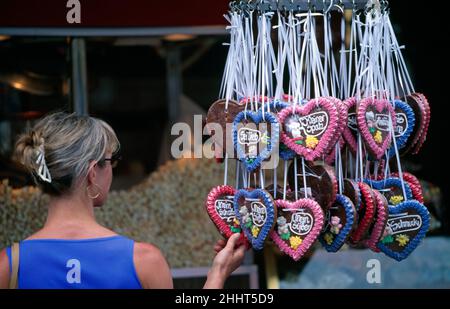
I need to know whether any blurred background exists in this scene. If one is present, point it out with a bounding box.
[0,0,448,288]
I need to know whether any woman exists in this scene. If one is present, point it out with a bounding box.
[0,112,245,289]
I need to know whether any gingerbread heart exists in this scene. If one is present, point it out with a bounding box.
[288,161,337,212]
[206,99,245,159]
[325,136,346,165]
[324,97,347,165]
[270,198,324,261]
[206,185,240,235]
[402,94,430,155]
[343,179,362,210]
[233,111,280,172]
[411,93,430,154]
[234,189,276,250]
[348,182,375,245]
[388,100,416,158]
[265,184,295,201]
[391,172,424,203]
[327,97,348,152]
[279,143,297,161]
[343,97,358,154]
[259,100,290,113]
[363,189,389,252]
[357,98,396,160]
[364,177,413,206]
[259,100,297,161]
[377,200,430,261]
[319,194,357,252]
[278,97,340,161]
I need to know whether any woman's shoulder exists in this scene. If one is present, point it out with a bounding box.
[133,242,173,289]
[133,242,168,269]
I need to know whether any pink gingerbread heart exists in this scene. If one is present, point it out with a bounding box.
[357,98,396,160]
[270,199,324,261]
[278,97,340,161]
[363,189,389,252]
[205,185,248,247]
[342,97,358,154]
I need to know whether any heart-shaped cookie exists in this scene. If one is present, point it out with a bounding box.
[206,99,245,159]
[357,98,395,159]
[259,100,290,113]
[343,179,362,210]
[259,100,297,161]
[325,137,346,165]
[265,184,295,201]
[319,194,357,252]
[279,143,297,161]
[363,189,389,252]
[388,100,416,158]
[348,182,375,245]
[343,97,358,154]
[377,200,430,261]
[278,97,340,161]
[403,94,430,155]
[233,111,280,172]
[270,198,324,261]
[288,161,337,212]
[364,177,413,206]
[206,185,239,235]
[327,97,348,150]
[234,189,277,250]
[391,172,424,203]
[411,93,430,155]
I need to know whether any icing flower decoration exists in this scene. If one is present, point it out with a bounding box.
[324,233,334,245]
[239,206,253,228]
[305,135,319,149]
[261,132,270,145]
[231,219,241,233]
[381,226,394,244]
[252,226,260,238]
[277,216,290,240]
[381,235,394,244]
[389,195,404,205]
[396,234,410,247]
[289,236,303,250]
[374,130,383,144]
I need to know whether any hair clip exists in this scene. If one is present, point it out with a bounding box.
[35,144,52,183]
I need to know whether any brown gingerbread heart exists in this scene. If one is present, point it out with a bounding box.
[288,161,337,212]
[206,99,244,159]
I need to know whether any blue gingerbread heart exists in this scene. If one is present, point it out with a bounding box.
[377,200,430,261]
[234,189,276,250]
[233,111,280,172]
[269,102,297,161]
[364,177,413,205]
[258,100,290,113]
[388,100,416,158]
[319,194,356,252]
[258,101,296,161]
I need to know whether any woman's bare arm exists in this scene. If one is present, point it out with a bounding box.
[133,242,174,289]
[0,249,10,289]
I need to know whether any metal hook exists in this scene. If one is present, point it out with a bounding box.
[334,0,345,14]
[323,0,333,14]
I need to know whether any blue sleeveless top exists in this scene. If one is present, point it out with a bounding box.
[6,235,142,289]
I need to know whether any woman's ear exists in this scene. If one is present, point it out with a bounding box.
[87,161,98,185]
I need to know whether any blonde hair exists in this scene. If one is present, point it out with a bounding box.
[14,112,120,195]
